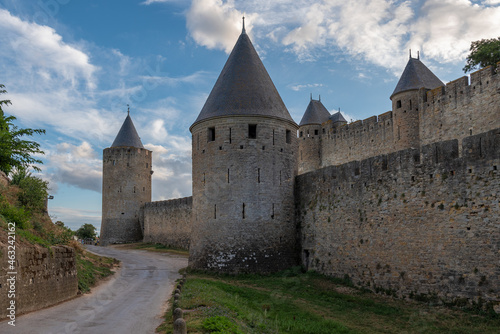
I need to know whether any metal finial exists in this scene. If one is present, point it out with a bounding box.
[409,49,412,59]
[310,93,312,101]
[319,94,321,102]
[127,104,130,115]
[242,16,246,34]
[417,51,420,60]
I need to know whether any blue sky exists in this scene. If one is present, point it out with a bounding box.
[1,0,500,233]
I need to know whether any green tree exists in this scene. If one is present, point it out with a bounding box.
[76,223,97,240]
[0,84,46,175]
[463,37,500,73]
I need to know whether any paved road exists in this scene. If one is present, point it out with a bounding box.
[1,245,188,334]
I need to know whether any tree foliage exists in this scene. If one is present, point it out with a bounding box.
[0,84,46,175]
[76,223,97,240]
[463,37,500,73]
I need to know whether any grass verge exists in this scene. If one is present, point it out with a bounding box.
[158,267,500,334]
[75,244,119,293]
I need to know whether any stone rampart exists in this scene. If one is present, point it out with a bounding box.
[321,111,394,168]
[0,244,78,320]
[142,197,192,250]
[317,63,500,170]
[297,128,500,305]
[420,63,500,149]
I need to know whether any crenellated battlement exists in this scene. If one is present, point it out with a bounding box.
[303,63,500,173]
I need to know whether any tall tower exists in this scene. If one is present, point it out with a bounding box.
[391,53,443,151]
[298,96,331,174]
[189,20,299,273]
[100,110,152,245]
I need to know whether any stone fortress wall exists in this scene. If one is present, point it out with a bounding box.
[142,197,192,250]
[313,63,500,170]
[297,128,500,304]
[0,245,78,320]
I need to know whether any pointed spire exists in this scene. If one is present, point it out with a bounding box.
[127,104,130,116]
[242,16,246,34]
[299,98,331,126]
[329,109,347,124]
[391,56,444,99]
[111,111,144,148]
[191,21,294,129]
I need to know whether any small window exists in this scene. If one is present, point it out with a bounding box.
[208,127,215,142]
[314,129,319,136]
[286,130,291,144]
[396,100,402,108]
[249,124,257,139]
[299,131,303,137]
[322,128,325,134]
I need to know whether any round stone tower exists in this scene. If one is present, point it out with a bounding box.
[189,21,299,273]
[298,96,331,174]
[391,53,443,151]
[101,110,152,245]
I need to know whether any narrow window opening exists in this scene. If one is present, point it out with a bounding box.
[300,131,303,137]
[271,203,275,219]
[470,129,473,136]
[133,186,136,193]
[262,146,265,150]
[493,165,497,171]
[258,168,261,183]
[227,169,230,183]
[409,99,412,110]
[314,129,319,136]
[113,160,116,166]
[229,128,232,144]
[468,169,472,173]
[203,173,205,185]
[242,203,246,219]
[143,187,145,191]
[249,124,257,139]
[479,137,483,157]
[411,176,415,182]
[240,145,244,149]
[279,171,282,185]
[273,129,275,145]
[146,163,148,168]
[397,126,401,140]
[208,127,215,142]
[197,133,200,150]
[396,100,402,108]
[214,204,217,219]
[286,130,291,144]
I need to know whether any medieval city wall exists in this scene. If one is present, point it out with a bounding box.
[419,63,500,149]
[142,197,192,250]
[316,63,500,170]
[297,128,500,305]
[0,245,78,320]
[320,111,394,167]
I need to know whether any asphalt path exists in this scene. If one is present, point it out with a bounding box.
[0,245,188,334]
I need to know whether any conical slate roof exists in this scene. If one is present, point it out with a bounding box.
[111,113,144,148]
[299,99,331,126]
[191,29,294,129]
[329,111,347,123]
[391,57,444,99]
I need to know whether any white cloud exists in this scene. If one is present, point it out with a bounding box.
[289,83,324,92]
[186,0,258,53]
[0,9,97,89]
[145,143,192,201]
[45,141,102,193]
[141,0,183,4]
[185,0,500,73]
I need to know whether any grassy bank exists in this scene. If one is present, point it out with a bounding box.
[159,268,500,334]
[75,245,119,293]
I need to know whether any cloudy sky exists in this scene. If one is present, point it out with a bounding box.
[1,0,499,233]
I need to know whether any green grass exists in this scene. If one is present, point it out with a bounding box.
[76,250,118,293]
[158,268,500,334]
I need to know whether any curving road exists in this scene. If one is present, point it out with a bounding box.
[0,245,188,334]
